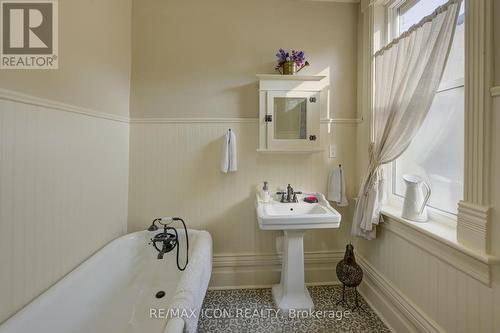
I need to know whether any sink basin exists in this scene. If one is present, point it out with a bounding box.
[256,192,341,230]
[264,203,327,215]
[255,190,341,311]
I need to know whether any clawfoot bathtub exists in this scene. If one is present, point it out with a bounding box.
[0,230,212,333]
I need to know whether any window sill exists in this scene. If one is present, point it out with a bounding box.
[381,205,458,250]
[380,205,499,286]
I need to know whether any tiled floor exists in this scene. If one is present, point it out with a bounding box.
[198,285,390,333]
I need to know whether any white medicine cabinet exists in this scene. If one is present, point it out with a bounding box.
[257,74,326,153]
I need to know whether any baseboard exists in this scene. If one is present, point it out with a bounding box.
[210,251,343,289]
[357,255,445,333]
[208,281,341,291]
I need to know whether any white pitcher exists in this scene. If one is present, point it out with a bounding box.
[401,175,431,222]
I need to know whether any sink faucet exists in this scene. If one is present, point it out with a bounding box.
[276,184,302,203]
[286,184,294,202]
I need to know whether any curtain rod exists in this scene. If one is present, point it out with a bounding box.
[373,0,462,57]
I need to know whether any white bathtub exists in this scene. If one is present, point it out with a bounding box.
[0,229,212,333]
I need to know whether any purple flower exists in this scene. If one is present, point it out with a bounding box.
[275,49,309,73]
[290,50,305,66]
[276,48,288,63]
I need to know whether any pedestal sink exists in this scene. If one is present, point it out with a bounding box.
[256,192,341,311]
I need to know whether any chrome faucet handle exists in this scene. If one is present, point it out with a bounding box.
[292,191,302,203]
[276,191,286,203]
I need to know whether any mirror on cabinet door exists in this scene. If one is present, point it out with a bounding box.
[265,90,320,151]
[274,97,307,140]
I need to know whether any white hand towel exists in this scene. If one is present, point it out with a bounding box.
[327,165,348,206]
[221,129,237,173]
[221,132,229,173]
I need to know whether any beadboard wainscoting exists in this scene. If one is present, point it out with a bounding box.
[357,223,500,333]
[128,120,358,287]
[0,94,129,323]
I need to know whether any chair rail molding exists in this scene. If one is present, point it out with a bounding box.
[130,117,362,125]
[0,88,129,123]
[457,0,494,254]
[0,88,362,126]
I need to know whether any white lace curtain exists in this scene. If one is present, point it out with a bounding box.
[352,0,462,240]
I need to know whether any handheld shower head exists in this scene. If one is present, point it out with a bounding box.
[147,217,173,231]
[147,221,159,231]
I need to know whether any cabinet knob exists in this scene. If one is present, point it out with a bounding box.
[265,115,272,122]
[309,135,317,141]
[309,97,317,103]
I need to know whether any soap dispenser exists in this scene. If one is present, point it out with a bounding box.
[262,181,271,203]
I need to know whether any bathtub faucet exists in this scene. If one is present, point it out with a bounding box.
[150,228,177,259]
[155,234,175,259]
[148,217,177,259]
[148,217,190,271]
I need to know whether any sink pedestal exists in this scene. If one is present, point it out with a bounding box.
[272,230,313,311]
[256,191,341,310]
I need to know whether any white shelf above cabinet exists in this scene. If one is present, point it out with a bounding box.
[256,74,327,81]
[256,148,324,154]
[257,74,328,92]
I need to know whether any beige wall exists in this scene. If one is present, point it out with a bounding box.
[128,0,359,286]
[0,0,131,323]
[495,1,500,85]
[0,0,132,117]
[130,0,358,119]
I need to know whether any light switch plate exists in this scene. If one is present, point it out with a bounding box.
[329,144,337,159]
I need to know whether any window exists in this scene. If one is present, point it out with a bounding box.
[398,0,449,33]
[390,0,465,216]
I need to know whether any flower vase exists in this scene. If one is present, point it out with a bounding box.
[282,61,296,75]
